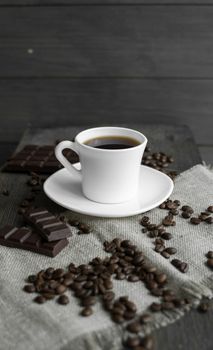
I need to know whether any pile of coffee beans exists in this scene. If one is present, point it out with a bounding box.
[23,238,191,350]
[142,147,177,180]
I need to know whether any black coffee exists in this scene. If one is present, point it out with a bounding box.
[84,136,140,150]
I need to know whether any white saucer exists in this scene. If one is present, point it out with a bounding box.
[43,163,174,218]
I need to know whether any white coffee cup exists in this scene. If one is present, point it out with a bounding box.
[55,126,147,204]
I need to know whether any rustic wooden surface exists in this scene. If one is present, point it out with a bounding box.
[1,125,213,350]
[0,79,213,147]
[0,2,212,159]
[1,6,213,78]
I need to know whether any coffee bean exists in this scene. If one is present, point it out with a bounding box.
[57,295,69,305]
[161,250,170,259]
[55,284,67,295]
[128,275,140,282]
[27,274,37,283]
[81,307,93,316]
[164,247,177,255]
[34,295,46,304]
[159,203,166,209]
[78,223,91,233]
[126,321,142,334]
[82,296,96,306]
[124,336,141,348]
[23,284,36,293]
[199,213,210,221]
[161,232,172,240]
[207,206,213,213]
[68,219,79,227]
[190,217,201,225]
[42,292,55,300]
[150,302,162,312]
[155,244,164,253]
[155,238,165,245]
[162,216,173,227]
[207,251,213,259]
[174,200,181,206]
[207,258,213,268]
[112,313,124,323]
[182,211,191,219]
[52,268,65,279]
[125,300,137,313]
[180,262,189,273]
[181,205,194,214]
[142,228,148,233]
[170,209,179,216]
[116,272,126,280]
[205,217,213,224]
[171,259,182,267]
[155,273,167,284]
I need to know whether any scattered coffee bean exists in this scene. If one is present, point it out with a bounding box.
[182,211,191,219]
[164,247,177,255]
[207,251,213,259]
[23,284,36,293]
[181,205,194,214]
[205,217,213,224]
[207,206,213,213]
[78,223,91,233]
[190,217,201,225]
[161,251,170,259]
[81,307,93,316]
[171,259,189,273]
[34,295,46,304]
[207,258,213,268]
[57,295,69,305]
[155,244,164,253]
[161,232,172,240]
[68,219,79,227]
[126,321,142,334]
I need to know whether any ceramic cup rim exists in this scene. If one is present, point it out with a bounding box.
[75,126,147,153]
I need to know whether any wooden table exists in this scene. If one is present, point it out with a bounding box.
[0,124,213,350]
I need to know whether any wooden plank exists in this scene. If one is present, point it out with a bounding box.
[1,6,213,77]
[0,78,212,145]
[1,1,213,4]
[155,303,213,350]
[199,145,213,164]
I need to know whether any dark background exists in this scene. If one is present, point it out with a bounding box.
[0,0,212,164]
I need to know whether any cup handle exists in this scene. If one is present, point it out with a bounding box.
[55,140,82,180]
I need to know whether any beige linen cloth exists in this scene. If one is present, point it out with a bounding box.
[0,164,213,350]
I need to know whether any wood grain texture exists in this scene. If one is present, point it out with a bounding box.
[1,0,213,4]
[1,6,213,77]
[0,78,212,145]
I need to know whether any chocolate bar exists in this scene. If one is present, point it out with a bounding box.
[3,145,79,174]
[0,225,68,257]
[23,208,72,242]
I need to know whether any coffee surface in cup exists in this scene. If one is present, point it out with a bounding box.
[84,136,141,150]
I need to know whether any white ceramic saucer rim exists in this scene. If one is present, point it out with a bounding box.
[43,164,174,218]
